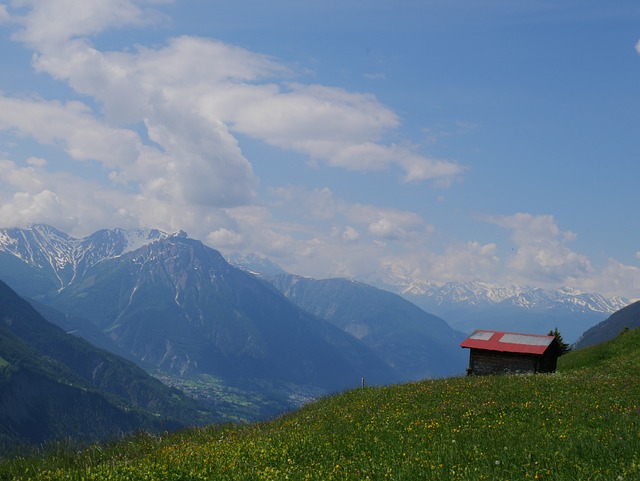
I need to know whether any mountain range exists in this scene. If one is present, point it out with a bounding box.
[227,254,631,344]
[373,279,630,344]
[1,224,438,423]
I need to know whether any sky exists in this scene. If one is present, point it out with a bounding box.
[0,1,639,299]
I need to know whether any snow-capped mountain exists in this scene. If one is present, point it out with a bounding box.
[379,279,630,343]
[229,255,631,344]
[0,224,172,291]
[393,280,629,316]
[398,280,522,307]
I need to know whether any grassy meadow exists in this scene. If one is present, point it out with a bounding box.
[2,328,639,481]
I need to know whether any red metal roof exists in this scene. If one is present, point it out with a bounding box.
[460,329,556,355]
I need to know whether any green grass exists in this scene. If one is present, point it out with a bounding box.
[2,329,640,480]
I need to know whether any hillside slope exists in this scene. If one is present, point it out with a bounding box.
[3,328,639,479]
[561,319,640,370]
[268,274,467,379]
[573,300,640,349]
[0,280,217,450]
[47,237,398,390]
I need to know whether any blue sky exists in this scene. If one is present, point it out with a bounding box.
[0,0,639,298]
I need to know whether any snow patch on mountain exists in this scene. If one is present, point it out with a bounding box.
[0,224,174,290]
[373,278,632,343]
[399,280,522,306]
[389,279,629,316]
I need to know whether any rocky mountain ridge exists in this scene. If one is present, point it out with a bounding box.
[393,279,629,315]
[2,225,628,320]
[0,224,171,292]
[0,225,406,419]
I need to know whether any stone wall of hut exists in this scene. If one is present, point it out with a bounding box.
[468,349,539,375]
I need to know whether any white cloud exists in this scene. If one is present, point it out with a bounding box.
[0,156,244,238]
[0,4,10,24]
[580,258,640,300]
[227,83,398,145]
[0,96,142,170]
[0,189,64,227]
[9,0,462,186]
[368,218,408,240]
[429,241,500,282]
[0,159,115,233]
[636,39,640,55]
[0,0,470,286]
[0,92,258,208]
[249,186,438,279]
[342,226,360,243]
[143,105,257,207]
[325,142,398,171]
[378,240,500,285]
[3,1,464,224]
[26,156,47,167]
[269,186,427,239]
[484,213,592,285]
[399,151,464,184]
[11,0,162,47]
[207,228,244,249]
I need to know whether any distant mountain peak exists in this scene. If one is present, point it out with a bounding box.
[227,252,288,277]
[381,278,629,315]
[0,225,173,291]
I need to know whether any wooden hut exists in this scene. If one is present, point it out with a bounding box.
[460,330,560,375]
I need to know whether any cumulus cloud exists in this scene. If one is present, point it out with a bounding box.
[595,259,640,300]
[0,0,465,255]
[0,190,64,227]
[0,96,143,170]
[256,185,437,278]
[228,83,397,143]
[10,0,161,47]
[484,213,592,285]
[0,92,257,209]
[270,186,427,240]
[368,218,408,240]
[207,228,244,249]
[8,0,462,189]
[399,152,464,184]
[636,39,640,55]
[429,241,500,282]
[0,156,244,238]
[143,104,257,207]
[0,159,117,233]
[377,240,500,285]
